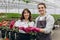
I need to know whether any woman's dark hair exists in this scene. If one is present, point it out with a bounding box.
[37,3,46,8]
[20,8,32,22]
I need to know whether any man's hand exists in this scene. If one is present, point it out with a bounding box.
[40,28,44,33]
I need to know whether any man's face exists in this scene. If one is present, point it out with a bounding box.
[38,5,46,15]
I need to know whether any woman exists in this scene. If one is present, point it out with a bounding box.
[14,8,35,40]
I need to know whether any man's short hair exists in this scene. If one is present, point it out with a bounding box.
[37,3,46,8]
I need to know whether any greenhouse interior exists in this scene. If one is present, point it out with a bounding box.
[0,0,60,40]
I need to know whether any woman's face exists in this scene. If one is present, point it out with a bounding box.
[24,10,29,20]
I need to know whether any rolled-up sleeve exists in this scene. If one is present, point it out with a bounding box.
[44,15,55,34]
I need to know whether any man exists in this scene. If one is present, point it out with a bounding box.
[35,3,55,40]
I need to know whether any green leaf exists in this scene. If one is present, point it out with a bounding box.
[23,0,30,3]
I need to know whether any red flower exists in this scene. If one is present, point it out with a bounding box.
[0,22,2,26]
[24,27,32,33]
[2,21,9,26]
[32,27,40,32]
[19,27,25,30]
[25,27,41,32]
[19,27,41,33]
[5,37,9,40]
[10,20,15,29]
[19,27,31,33]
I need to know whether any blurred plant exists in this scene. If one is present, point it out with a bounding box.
[23,0,30,3]
[13,27,19,32]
